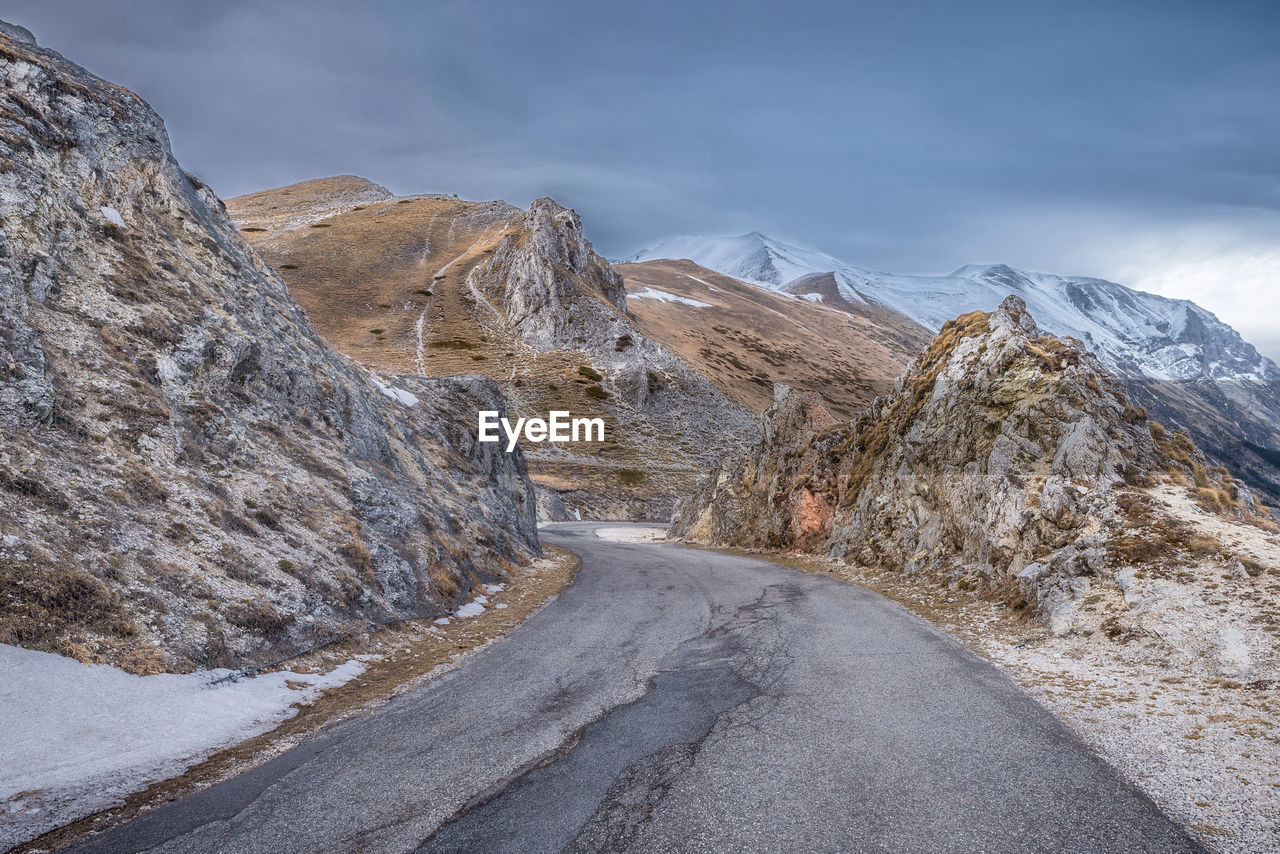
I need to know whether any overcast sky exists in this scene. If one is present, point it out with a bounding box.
[10,0,1280,360]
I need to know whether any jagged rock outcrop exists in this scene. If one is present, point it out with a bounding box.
[0,27,538,672]
[465,196,744,412]
[461,195,757,514]
[669,384,839,550]
[468,197,627,349]
[673,296,1258,632]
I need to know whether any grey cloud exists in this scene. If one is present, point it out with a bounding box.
[6,0,1278,357]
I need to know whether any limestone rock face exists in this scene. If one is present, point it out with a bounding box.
[0,30,538,671]
[0,18,35,46]
[670,385,839,550]
[468,197,627,350]
[463,196,756,515]
[673,296,1219,626]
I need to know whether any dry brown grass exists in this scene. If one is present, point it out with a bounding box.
[230,193,511,373]
[1023,335,1081,372]
[837,310,991,506]
[618,259,926,419]
[1122,405,1148,424]
[0,552,158,669]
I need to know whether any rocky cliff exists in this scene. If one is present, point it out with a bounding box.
[672,296,1264,632]
[0,27,538,672]
[231,183,755,519]
[468,197,628,349]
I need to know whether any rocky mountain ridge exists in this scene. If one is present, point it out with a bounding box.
[629,231,1280,501]
[628,232,1277,384]
[0,27,538,672]
[672,296,1266,634]
[230,182,755,520]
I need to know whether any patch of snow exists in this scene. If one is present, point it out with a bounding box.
[371,376,419,407]
[1215,627,1254,679]
[680,273,717,290]
[482,583,506,595]
[99,206,125,228]
[414,308,429,376]
[0,535,17,548]
[433,617,451,626]
[495,603,508,610]
[594,526,667,544]
[799,292,824,302]
[0,645,366,848]
[628,287,711,308]
[455,601,486,618]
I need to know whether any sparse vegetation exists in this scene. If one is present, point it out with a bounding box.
[1023,335,1081,372]
[577,365,603,382]
[584,384,611,401]
[616,469,646,485]
[838,309,991,506]
[0,556,141,666]
[1122,405,1148,424]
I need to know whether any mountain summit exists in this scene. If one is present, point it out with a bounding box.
[626,233,1277,385]
[628,232,1280,500]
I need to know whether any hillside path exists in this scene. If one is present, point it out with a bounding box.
[68,523,1202,854]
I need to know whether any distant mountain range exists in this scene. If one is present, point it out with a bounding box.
[624,232,1278,386]
[625,231,1280,500]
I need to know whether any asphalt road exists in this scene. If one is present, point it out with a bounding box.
[68,523,1202,853]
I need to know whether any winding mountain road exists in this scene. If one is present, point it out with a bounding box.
[68,524,1201,853]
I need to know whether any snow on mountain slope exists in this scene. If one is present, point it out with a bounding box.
[623,232,867,303]
[625,235,1279,385]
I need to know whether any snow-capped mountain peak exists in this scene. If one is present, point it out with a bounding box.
[624,233,1278,385]
[623,233,869,303]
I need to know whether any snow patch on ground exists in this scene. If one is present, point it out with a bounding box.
[455,601,486,618]
[99,205,125,228]
[629,287,711,308]
[0,645,367,848]
[680,272,717,290]
[594,526,668,544]
[371,376,419,406]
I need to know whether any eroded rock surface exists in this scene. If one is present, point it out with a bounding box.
[0,28,538,671]
[673,296,1260,631]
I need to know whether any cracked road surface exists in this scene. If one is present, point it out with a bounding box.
[68,523,1202,853]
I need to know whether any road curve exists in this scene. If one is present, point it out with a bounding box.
[67,523,1202,854]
